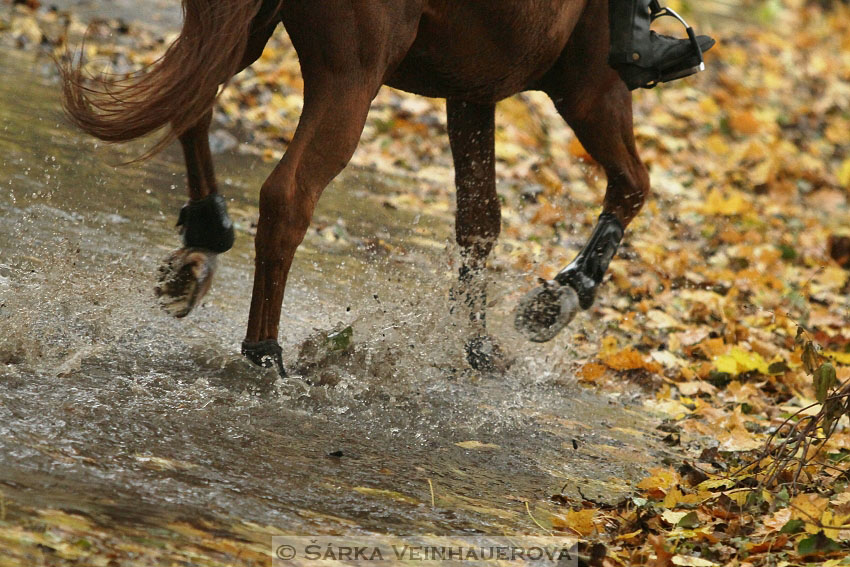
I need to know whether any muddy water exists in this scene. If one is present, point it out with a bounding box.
[0,42,672,561]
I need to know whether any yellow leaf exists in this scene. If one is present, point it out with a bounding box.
[615,529,644,543]
[791,493,829,534]
[646,309,682,329]
[455,441,500,450]
[644,398,693,420]
[663,487,709,508]
[826,351,850,365]
[717,425,763,452]
[661,510,690,525]
[672,555,719,567]
[637,468,679,495]
[713,348,769,376]
[697,478,736,491]
[700,189,749,216]
[352,487,419,505]
[721,489,751,507]
[551,508,598,536]
[705,134,730,155]
[821,509,850,541]
[714,354,738,375]
[600,336,619,357]
[838,158,850,189]
[699,97,720,116]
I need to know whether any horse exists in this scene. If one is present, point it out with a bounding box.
[61,0,651,376]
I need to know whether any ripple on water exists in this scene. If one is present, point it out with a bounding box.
[0,43,667,536]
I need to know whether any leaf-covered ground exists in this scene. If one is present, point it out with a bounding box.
[4,0,850,564]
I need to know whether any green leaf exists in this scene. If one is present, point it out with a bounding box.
[707,370,732,388]
[824,397,845,434]
[775,487,790,507]
[326,326,354,352]
[745,490,764,508]
[828,450,850,464]
[768,361,791,375]
[797,532,841,556]
[778,243,797,261]
[814,362,837,404]
[780,519,805,534]
[677,511,700,529]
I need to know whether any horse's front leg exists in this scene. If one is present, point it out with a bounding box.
[239,77,375,376]
[240,1,422,377]
[515,80,650,342]
[446,99,507,371]
[156,110,234,317]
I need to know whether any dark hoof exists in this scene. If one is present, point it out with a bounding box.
[241,339,287,377]
[514,280,579,343]
[465,335,510,373]
[155,248,217,318]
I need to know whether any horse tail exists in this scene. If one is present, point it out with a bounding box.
[60,0,279,159]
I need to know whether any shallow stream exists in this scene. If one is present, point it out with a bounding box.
[0,13,679,563]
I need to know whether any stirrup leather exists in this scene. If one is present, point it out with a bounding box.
[647,1,705,86]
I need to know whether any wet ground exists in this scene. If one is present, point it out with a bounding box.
[0,18,679,567]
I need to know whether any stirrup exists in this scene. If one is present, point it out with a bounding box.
[647,1,705,85]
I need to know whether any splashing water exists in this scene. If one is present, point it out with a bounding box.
[0,47,670,543]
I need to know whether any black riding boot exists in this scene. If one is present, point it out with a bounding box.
[609,0,716,90]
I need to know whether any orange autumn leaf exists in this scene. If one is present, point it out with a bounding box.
[531,199,565,227]
[602,348,662,374]
[568,136,593,162]
[578,362,607,383]
[747,535,789,554]
[647,534,674,567]
[728,109,762,135]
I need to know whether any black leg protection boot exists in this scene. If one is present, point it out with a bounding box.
[608,0,716,90]
[176,193,235,254]
[555,212,624,310]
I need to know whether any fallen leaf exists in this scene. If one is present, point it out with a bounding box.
[454,441,500,450]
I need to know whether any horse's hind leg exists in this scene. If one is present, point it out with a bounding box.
[156,20,280,318]
[156,110,228,317]
[515,34,649,341]
[446,100,507,372]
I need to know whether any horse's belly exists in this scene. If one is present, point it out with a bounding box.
[385,0,586,101]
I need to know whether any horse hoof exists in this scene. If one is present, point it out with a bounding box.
[241,339,287,377]
[155,248,217,318]
[514,280,579,343]
[465,335,510,373]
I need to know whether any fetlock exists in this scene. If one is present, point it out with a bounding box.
[555,212,624,310]
[177,193,235,254]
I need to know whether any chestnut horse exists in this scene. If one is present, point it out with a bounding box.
[62,0,650,375]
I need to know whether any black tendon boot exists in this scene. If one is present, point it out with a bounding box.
[176,193,235,253]
[608,0,716,90]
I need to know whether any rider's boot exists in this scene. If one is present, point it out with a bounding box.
[608,0,716,90]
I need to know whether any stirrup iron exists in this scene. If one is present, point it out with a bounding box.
[649,2,705,75]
